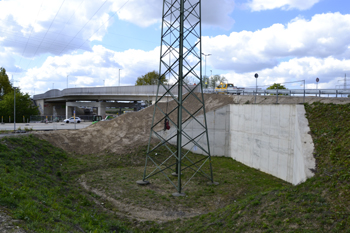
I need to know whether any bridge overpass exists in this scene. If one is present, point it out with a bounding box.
[33,85,187,118]
[33,85,350,118]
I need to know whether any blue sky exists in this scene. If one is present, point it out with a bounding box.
[0,0,349,95]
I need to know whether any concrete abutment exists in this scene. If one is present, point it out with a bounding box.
[158,104,316,185]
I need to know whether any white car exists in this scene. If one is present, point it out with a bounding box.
[64,117,81,123]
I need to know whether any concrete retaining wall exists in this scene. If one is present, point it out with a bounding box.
[158,104,315,185]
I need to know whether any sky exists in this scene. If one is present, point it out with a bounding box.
[0,0,350,96]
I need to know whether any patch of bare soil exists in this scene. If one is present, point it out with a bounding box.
[0,207,26,233]
[79,174,203,223]
[35,94,350,156]
[34,93,235,155]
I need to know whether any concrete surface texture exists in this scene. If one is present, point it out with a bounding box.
[158,104,316,185]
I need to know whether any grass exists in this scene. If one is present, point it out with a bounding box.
[0,135,130,232]
[0,102,349,232]
[0,130,12,134]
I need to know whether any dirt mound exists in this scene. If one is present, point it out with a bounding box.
[35,94,235,155]
[35,94,350,155]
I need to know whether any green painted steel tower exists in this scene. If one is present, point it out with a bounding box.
[137,0,218,196]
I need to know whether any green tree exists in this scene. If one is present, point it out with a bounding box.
[0,67,13,100]
[0,89,39,123]
[135,71,167,85]
[0,68,39,123]
[209,75,227,88]
[267,83,287,95]
[202,75,209,88]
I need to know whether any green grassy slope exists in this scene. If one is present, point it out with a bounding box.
[160,102,350,232]
[0,135,130,232]
[0,102,349,232]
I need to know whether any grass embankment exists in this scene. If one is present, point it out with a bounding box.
[0,102,349,232]
[160,102,350,232]
[0,136,289,232]
[0,135,129,232]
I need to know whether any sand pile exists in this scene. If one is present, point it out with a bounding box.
[35,93,350,155]
[35,94,235,155]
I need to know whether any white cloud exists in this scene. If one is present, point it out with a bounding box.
[110,0,235,29]
[248,0,320,11]
[223,56,350,89]
[204,13,350,73]
[0,0,235,61]
[0,0,112,57]
[19,45,160,94]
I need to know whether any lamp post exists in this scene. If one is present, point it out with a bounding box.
[67,75,68,89]
[202,53,211,84]
[14,87,16,132]
[254,73,258,103]
[303,80,305,103]
[119,69,122,86]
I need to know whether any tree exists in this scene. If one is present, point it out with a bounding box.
[202,75,209,88]
[0,68,39,123]
[0,67,13,100]
[209,75,227,88]
[135,71,167,85]
[267,83,287,95]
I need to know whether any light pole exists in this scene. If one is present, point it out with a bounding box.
[67,75,68,89]
[202,53,211,84]
[303,80,305,103]
[14,87,16,131]
[254,73,258,103]
[119,69,122,86]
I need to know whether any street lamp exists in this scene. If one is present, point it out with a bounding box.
[14,87,16,132]
[254,73,258,103]
[202,53,211,85]
[119,69,122,86]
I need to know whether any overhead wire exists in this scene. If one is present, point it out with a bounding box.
[74,0,131,51]
[57,0,109,55]
[18,0,45,67]
[25,0,67,70]
[46,0,87,51]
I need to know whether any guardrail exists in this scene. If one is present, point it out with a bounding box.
[204,88,350,97]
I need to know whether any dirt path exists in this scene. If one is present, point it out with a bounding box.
[79,175,203,222]
[0,208,26,233]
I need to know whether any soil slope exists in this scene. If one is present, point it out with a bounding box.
[35,94,350,155]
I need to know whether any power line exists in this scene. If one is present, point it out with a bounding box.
[46,0,87,51]
[75,0,132,51]
[25,0,67,70]
[18,0,45,67]
[57,0,109,55]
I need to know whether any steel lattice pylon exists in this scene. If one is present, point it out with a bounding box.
[137,0,218,196]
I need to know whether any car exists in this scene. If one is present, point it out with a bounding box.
[63,117,81,123]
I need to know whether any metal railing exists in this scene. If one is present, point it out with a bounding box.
[204,88,350,97]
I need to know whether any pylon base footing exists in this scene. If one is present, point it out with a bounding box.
[136,180,150,185]
[172,192,186,197]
